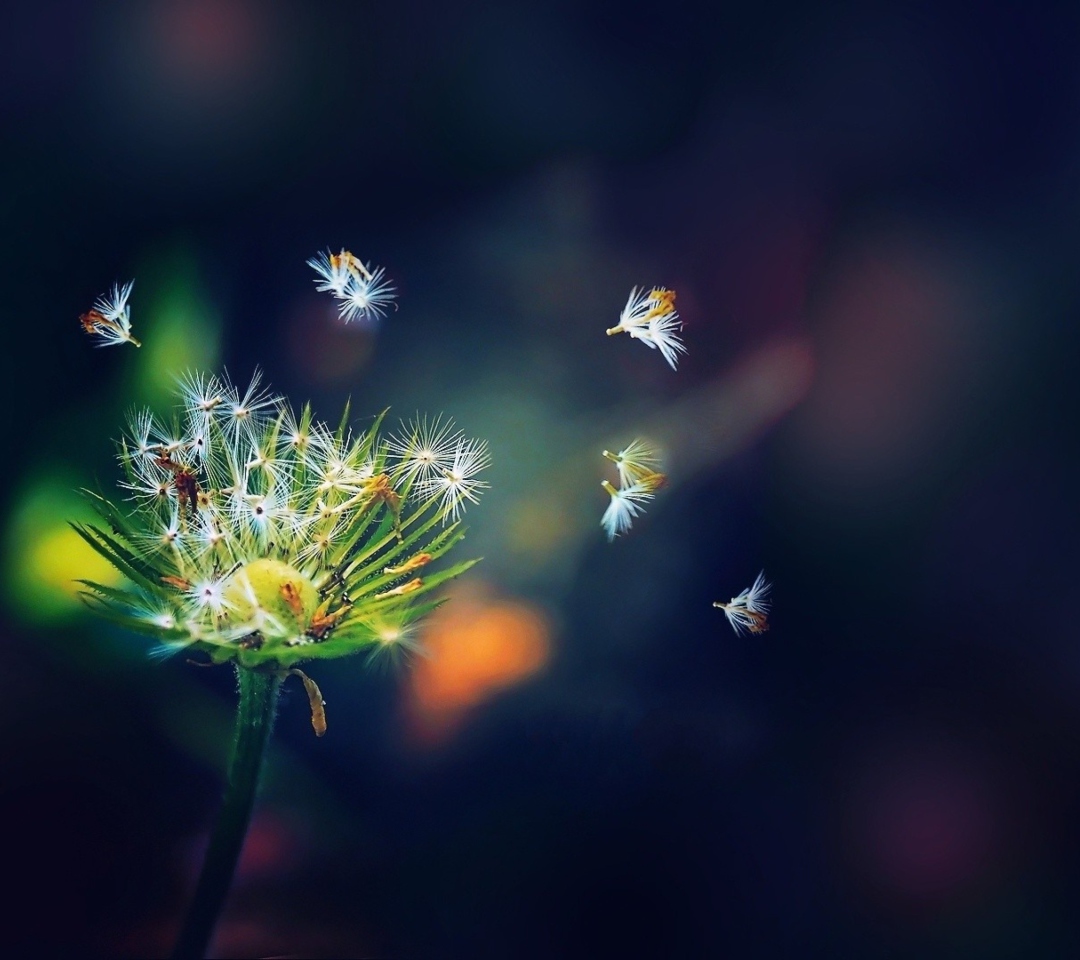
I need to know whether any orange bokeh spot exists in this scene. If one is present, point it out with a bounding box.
[406,587,550,744]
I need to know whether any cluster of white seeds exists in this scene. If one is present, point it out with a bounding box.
[101,370,488,654]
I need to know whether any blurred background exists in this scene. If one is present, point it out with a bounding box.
[2,1,1080,956]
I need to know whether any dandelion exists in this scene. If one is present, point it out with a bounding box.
[605,286,685,369]
[713,571,771,635]
[79,280,140,347]
[599,479,655,541]
[77,289,482,958]
[77,369,487,673]
[308,247,397,323]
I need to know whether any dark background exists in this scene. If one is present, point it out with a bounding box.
[3,1,1080,956]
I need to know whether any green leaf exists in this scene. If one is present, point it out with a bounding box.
[70,523,169,599]
[77,578,144,608]
[346,525,466,600]
[81,489,145,545]
[77,593,182,641]
[358,557,480,614]
[337,500,443,586]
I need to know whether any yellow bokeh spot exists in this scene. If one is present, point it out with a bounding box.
[28,526,119,600]
[4,475,123,624]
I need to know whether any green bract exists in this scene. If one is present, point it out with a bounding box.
[76,371,485,670]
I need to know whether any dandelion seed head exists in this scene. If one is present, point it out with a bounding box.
[80,370,487,669]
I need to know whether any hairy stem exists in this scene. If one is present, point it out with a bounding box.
[171,667,281,960]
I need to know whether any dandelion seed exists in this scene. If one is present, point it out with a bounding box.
[80,280,140,347]
[244,439,294,487]
[120,472,175,507]
[307,248,355,296]
[607,286,653,336]
[281,405,316,454]
[136,505,186,556]
[605,286,685,369]
[603,439,665,489]
[337,266,397,323]
[640,310,687,370]
[387,415,462,488]
[151,426,189,459]
[232,486,296,545]
[599,479,654,541]
[714,571,771,635]
[185,425,210,462]
[219,370,280,443]
[179,370,227,431]
[294,524,339,565]
[125,409,158,458]
[95,280,134,322]
[310,440,374,497]
[131,600,179,632]
[193,514,229,554]
[188,576,233,617]
[308,248,397,322]
[421,436,491,522]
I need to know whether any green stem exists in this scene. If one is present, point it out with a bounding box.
[171,667,282,960]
